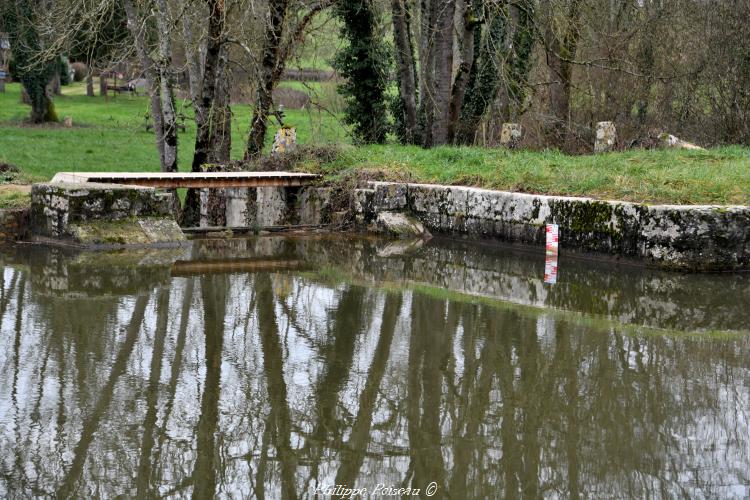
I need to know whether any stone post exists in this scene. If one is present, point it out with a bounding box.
[256,186,289,226]
[595,121,617,153]
[271,127,297,158]
[225,188,250,227]
[500,123,523,149]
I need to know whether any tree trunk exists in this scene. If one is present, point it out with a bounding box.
[430,0,456,145]
[86,71,94,97]
[419,0,437,146]
[99,73,108,97]
[181,12,203,107]
[208,49,232,164]
[245,0,289,160]
[546,47,574,148]
[545,0,582,149]
[123,0,167,168]
[392,0,419,143]
[29,86,57,123]
[50,72,62,96]
[448,0,479,143]
[154,0,178,172]
[191,0,228,171]
[504,1,535,121]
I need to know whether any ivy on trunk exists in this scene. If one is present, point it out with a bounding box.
[334,0,390,145]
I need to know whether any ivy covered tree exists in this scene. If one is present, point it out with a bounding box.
[333,0,391,144]
[2,0,59,123]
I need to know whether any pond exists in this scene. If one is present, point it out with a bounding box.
[0,235,748,498]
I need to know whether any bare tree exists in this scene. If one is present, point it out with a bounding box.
[123,0,178,172]
[245,0,332,160]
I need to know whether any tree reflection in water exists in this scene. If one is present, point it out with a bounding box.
[0,238,748,498]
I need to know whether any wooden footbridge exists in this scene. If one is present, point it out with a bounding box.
[51,171,320,189]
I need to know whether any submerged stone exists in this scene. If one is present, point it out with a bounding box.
[375,211,432,239]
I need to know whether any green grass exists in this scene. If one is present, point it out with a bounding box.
[0,81,348,181]
[1,81,749,206]
[0,186,31,208]
[313,144,750,205]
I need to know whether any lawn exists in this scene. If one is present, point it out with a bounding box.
[0,82,349,180]
[1,81,749,206]
[318,144,750,205]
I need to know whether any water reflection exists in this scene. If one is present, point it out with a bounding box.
[0,236,748,498]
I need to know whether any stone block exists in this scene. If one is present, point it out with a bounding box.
[409,184,450,215]
[354,180,750,270]
[595,121,617,153]
[500,123,523,149]
[225,187,251,227]
[640,205,750,271]
[297,187,332,225]
[30,182,182,246]
[354,188,375,225]
[256,186,288,226]
[271,127,297,158]
[371,182,407,211]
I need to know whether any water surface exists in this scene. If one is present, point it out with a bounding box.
[0,235,748,498]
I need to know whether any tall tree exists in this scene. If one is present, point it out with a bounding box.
[190,0,231,171]
[245,0,288,159]
[2,0,59,123]
[245,0,331,159]
[153,0,179,172]
[334,0,390,144]
[544,0,582,148]
[448,0,483,143]
[391,0,419,143]
[123,0,179,172]
[430,0,455,145]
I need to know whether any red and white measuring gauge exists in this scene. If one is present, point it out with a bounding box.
[544,224,559,284]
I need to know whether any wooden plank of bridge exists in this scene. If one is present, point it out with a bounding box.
[51,171,320,189]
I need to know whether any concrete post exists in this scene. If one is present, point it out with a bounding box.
[225,188,250,227]
[595,121,617,153]
[500,123,523,149]
[256,187,288,226]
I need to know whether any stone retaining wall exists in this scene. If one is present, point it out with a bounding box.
[30,182,185,246]
[0,208,30,242]
[354,181,750,271]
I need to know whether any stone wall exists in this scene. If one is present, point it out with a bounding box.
[203,186,334,228]
[0,208,29,242]
[30,182,185,247]
[354,181,750,271]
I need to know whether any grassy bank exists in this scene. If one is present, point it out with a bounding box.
[1,82,749,206]
[315,145,750,205]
